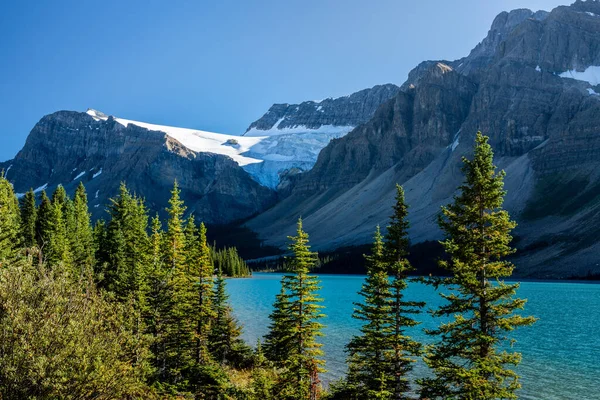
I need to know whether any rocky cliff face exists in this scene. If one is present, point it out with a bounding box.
[244,84,400,133]
[241,84,400,188]
[1,111,276,224]
[247,1,600,278]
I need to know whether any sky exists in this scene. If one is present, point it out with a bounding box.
[0,0,569,162]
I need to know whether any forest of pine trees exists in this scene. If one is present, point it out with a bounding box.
[0,132,534,399]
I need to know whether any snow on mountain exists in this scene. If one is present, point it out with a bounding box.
[558,65,600,86]
[85,109,350,188]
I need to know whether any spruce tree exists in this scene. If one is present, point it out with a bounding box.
[105,183,151,302]
[209,266,244,365]
[419,132,536,400]
[165,181,186,271]
[0,173,21,266]
[71,182,95,276]
[264,285,294,363]
[36,190,70,266]
[19,189,37,249]
[384,185,424,399]
[343,227,394,399]
[277,218,325,400]
[194,222,215,365]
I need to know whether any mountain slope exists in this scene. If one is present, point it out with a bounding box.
[242,84,400,188]
[247,2,600,278]
[0,110,276,224]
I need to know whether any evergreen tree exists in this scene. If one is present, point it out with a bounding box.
[277,218,325,400]
[209,266,244,365]
[0,173,21,266]
[419,132,536,400]
[192,222,215,366]
[19,189,37,249]
[156,182,197,387]
[145,213,173,384]
[165,181,186,271]
[71,182,95,276]
[104,183,151,302]
[264,285,294,363]
[384,185,424,399]
[343,227,394,399]
[35,190,70,266]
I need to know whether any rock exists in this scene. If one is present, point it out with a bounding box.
[247,1,600,278]
[1,111,276,224]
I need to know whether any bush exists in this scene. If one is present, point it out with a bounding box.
[0,259,155,399]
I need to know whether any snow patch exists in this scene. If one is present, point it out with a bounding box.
[244,124,354,138]
[89,111,265,167]
[92,168,103,178]
[558,65,600,86]
[33,183,48,193]
[73,171,85,181]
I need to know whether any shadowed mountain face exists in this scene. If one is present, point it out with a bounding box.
[4,1,600,277]
[247,1,600,278]
[0,111,277,225]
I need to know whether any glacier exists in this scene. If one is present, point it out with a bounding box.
[86,109,354,188]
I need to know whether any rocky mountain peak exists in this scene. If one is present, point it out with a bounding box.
[244,83,399,134]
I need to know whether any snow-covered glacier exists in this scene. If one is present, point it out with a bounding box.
[86,109,354,189]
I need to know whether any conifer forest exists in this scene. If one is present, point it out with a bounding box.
[0,133,537,399]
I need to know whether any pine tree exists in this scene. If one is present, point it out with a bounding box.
[343,227,394,399]
[0,173,21,266]
[276,218,325,400]
[19,189,37,249]
[384,185,424,399]
[419,132,536,400]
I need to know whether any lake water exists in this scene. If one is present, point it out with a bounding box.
[227,273,600,400]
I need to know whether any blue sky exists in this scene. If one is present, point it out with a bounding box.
[0,0,568,161]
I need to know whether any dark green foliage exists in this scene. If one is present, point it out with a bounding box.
[71,182,95,274]
[35,190,70,266]
[1,179,307,399]
[419,132,536,400]
[209,267,248,366]
[264,285,294,363]
[384,185,424,398]
[267,218,326,400]
[103,183,151,303]
[336,186,423,400]
[211,245,251,277]
[0,174,20,266]
[342,227,395,400]
[19,189,37,249]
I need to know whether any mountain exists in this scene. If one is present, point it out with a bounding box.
[241,84,399,188]
[0,110,276,224]
[0,84,398,223]
[247,1,600,278]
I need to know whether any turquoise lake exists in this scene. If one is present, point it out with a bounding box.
[228,273,600,400]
